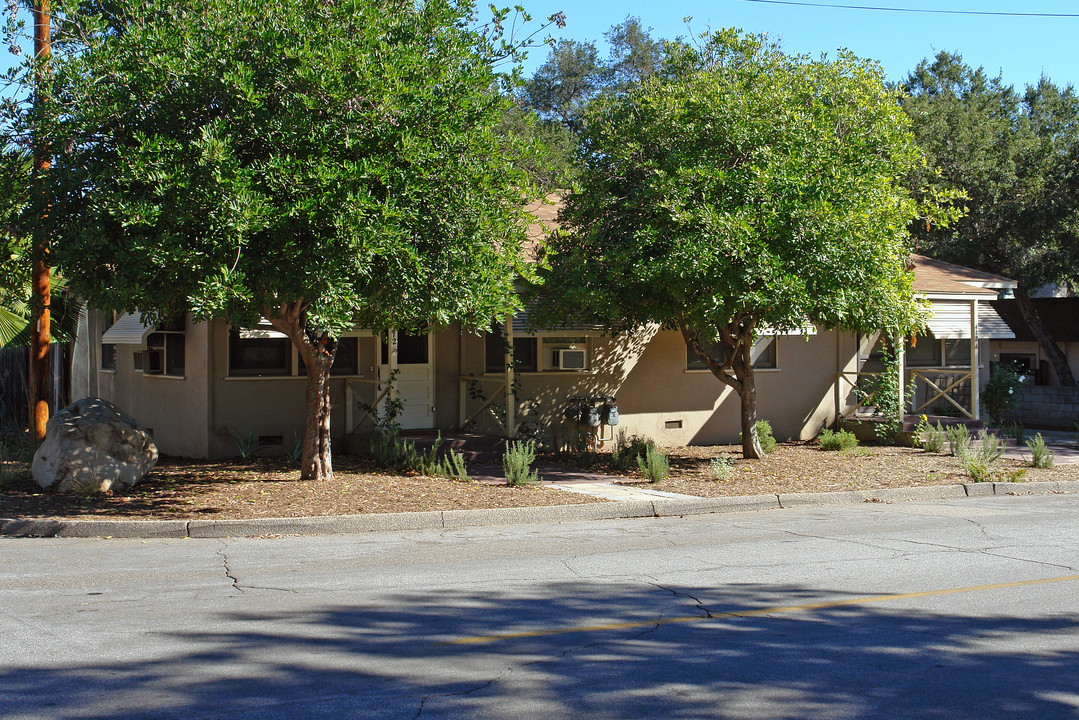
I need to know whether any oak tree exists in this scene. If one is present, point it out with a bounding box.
[535,31,932,458]
[47,0,544,480]
[901,52,1079,386]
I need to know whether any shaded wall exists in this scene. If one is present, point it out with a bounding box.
[460,327,855,446]
[97,316,210,457]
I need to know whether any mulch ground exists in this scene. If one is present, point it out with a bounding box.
[2,441,1076,521]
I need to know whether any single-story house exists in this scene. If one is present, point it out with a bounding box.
[68,252,1016,458]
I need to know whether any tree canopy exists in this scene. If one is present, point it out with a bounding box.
[900,52,1079,386]
[46,0,543,479]
[534,31,934,458]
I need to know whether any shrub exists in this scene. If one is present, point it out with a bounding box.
[818,429,858,451]
[919,421,946,453]
[740,420,777,454]
[637,444,669,483]
[503,440,540,486]
[945,424,970,456]
[611,430,653,472]
[999,420,1025,444]
[369,431,421,470]
[982,364,1024,422]
[956,433,1005,482]
[710,457,733,481]
[1026,433,1054,469]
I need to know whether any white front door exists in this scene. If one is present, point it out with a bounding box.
[380,331,434,430]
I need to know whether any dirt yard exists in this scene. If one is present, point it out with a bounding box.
[2,440,1076,521]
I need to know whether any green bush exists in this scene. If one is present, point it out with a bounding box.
[982,364,1024,422]
[945,424,971,456]
[710,457,733,481]
[503,440,540,486]
[818,429,858,451]
[956,433,1005,482]
[637,444,669,483]
[369,431,421,470]
[1026,433,1054,469]
[918,420,946,453]
[999,420,1025,444]
[611,430,653,472]
[740,420,777,454]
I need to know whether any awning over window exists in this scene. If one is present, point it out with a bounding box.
[924,301,1015,340]
[101,313,155,344]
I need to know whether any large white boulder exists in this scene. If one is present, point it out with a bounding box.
[32,398,159,493]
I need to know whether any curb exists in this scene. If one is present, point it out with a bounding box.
[1,481,1075,539]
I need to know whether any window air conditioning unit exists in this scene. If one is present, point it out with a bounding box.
[557,348,587,370]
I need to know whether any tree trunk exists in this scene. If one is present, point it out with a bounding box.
[265,303,336,481]
[1014,287,1076,387]
[301,358,334,481]
[680,319,763,460]
[737,365,763,460]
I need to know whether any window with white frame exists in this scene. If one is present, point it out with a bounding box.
[686,335,777,371]
[137,317,185,377]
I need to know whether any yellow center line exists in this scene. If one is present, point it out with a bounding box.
[436,574,1079,646]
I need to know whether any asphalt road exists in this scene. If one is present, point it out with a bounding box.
[2,495,1078,719]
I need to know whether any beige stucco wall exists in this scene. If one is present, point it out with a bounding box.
[96,315,211,457]
[94,318,871,457]
[460,327,855,446]
[207,321,389,458]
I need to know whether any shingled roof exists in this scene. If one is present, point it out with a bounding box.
[911,255,1015,297]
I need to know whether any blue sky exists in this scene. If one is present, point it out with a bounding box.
[519,0,1079,89]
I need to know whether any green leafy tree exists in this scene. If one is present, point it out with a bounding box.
[521,16,666,134]
[46,0,546,481]
[901,52,1079,387]
[533,30,933,459]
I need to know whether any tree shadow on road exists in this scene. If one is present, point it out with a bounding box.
[2,580,1078,719]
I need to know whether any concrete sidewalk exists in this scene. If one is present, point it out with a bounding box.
[2,479,1076,540]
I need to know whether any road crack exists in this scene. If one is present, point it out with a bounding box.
[216,543,243,594]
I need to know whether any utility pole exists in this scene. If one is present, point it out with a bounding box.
[29,1,51,443]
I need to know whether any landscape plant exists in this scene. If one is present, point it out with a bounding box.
[42,0,553,481]
[918,420,947,453]
[818,429,858,451]
[533,29,940,458]
[956,433,1005,482]
[1026,433,1054,469]
[610,429,652,472]
[503,440,540,486]
[709,457,733,481]
[946,424,971,456]
[636,444,669,483]
[982,365,1025,423]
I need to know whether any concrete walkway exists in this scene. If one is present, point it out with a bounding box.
[468,461,698,501]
